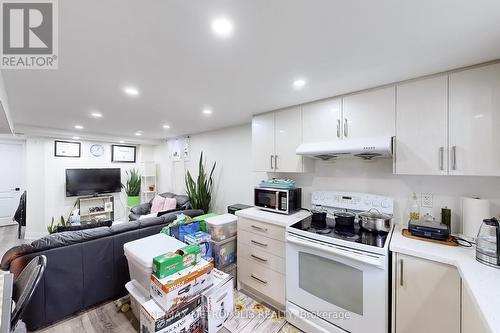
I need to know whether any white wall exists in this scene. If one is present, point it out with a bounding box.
[25,137,154,239]
[156,124,500,233]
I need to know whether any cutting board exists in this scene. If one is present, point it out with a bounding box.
[402,229,459,246]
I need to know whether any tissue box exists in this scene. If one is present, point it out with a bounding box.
[202,269,234,333]
[140,296,202,333]
[185,232,212,261]
[152,244,202,279]
[151,260,213,312]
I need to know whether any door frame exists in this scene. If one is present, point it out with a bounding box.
[0,138,26,226]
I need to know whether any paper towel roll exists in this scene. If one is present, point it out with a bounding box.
[461,197,490,240]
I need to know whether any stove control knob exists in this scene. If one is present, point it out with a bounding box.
[381,200,390,208]
[372,200,380,207]
[364,199,372,205]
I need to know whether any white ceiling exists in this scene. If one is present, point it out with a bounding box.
[3,0,500,140]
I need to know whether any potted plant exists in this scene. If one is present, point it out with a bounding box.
[185,152,216,213]
[123,168,141,207]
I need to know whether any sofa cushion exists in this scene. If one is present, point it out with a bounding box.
[31,227,112,252]
[109,221,140,234]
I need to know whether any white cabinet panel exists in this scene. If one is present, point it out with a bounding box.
[252,112,275,172]
[275,106,303,172]
[343,86,396,138]
[449,63,500,176]
[395,253,460,333]
[462,283,490,333]
[395,76,448,175]
[302,97,342,143]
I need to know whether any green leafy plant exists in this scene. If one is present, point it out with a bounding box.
[185,152,216,213]
[47,215,67,234]
[122,168,141,196]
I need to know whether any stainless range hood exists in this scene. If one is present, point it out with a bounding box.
[296,136,393,160]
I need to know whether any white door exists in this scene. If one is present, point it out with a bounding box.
[0,142,24,226]
[302,97,343,143]
[275,106,303,172]
[395,76,448,175]
[342,86,396,138]
[395,253,460,333]
[252,112,275,172]
[449,63,500,176]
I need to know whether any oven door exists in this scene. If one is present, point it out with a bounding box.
[286,234,388,333]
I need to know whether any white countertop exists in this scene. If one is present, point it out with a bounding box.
[390,226,500,333]
[235,207,311,227]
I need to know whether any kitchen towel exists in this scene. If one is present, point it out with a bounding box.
[461,196,490,240]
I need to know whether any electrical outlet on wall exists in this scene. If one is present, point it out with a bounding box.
[421,193,433,208]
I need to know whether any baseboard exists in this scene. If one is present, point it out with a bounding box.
[24,231,48,240]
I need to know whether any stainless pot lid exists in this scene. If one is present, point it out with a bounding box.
[358,208,392,220]
[334,211,356,218]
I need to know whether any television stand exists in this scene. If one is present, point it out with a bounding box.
[77,195,115,224]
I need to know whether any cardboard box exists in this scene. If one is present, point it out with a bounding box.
[152,244,202,279]
[185,231,212,261]
[151,260,213,312]
[141,296,202,333]
[202,269,234,333]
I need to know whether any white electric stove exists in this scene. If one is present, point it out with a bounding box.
[286,191,394,333]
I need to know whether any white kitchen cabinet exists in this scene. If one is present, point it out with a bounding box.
[252,106,310,173]
[462,283,490,333]
[449,62,500,176]
[342,86,396,138]
[252,112,275,172]
[394,253,460,333]
[395,76,448,175]
[302,97,342,143]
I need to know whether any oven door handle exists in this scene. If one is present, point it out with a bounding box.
[287,235,385,269]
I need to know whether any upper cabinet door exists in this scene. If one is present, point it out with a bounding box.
[252,112,275,172]
[302,97,342,143]
[342,86,396,138]
[449,63,500,176]
[395,76,448,175]
[275,106,303,172]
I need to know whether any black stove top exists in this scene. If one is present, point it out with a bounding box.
[289,217,389,248]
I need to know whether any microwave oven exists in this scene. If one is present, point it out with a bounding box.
[254,187,302,215]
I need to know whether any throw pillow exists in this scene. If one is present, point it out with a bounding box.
[139,212,158,220]
[162,197,177,211]
[151,195,167,214]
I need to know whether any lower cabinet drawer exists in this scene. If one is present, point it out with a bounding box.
[238,229,285,258]
[238,217,285,242]
[238,241,285,274]
[238,258,285,306]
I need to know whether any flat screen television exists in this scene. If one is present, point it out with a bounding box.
[66,168,121,197]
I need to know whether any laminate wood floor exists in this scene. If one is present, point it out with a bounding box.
[35,291,304,333]
[0,224,29,259]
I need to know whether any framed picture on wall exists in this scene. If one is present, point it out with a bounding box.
[111,145,136,163]
[54,140,81,157]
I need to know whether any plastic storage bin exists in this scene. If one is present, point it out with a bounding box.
[221,263,237,288]
[212,236,237,269]
[206,214,237,242]
[125,280,149,320]
[124,233,185,292]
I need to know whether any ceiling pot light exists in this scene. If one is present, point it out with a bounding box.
[74,125,84,130]
[90,112,103,118]
[293,79,306,89]
[73,136,80,140]
[163,124,170,129]
[135,132,142,136]
[119,140,125,143]
[203,109,213,115]
[211,17,234,38]
[124,86,139,96]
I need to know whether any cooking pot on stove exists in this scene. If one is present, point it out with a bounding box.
[334,211,356,227]
[358,209,392,232]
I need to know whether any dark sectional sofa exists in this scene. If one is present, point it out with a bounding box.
[0,208,204,331]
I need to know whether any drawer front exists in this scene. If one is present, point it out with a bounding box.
[238,229,285,258]
[238,217,285,242]
[238,258,285,306]
[238,241,285,274]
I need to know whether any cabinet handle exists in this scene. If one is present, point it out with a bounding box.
[439,147,444,171]
[270,155,274,169]
[251,225,268,232]
[451,146,457,170]
[251,254,268,263]
[251,274,268,285]
[275,155,278,170]
[337,119,341,138]
[399,259,404,287]
[344,118,348,138]
[251,240,268,248]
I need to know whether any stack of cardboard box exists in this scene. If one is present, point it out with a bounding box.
[140,244,234,333]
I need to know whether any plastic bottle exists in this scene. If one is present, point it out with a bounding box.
[409,192,420,221]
